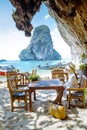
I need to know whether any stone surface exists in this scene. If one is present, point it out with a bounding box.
[19,25,61,60]
[9,0,87,63]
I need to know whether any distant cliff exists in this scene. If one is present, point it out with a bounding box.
[0,59,7,62]
[19,25,61,61]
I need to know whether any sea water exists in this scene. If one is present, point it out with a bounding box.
[0,59,70,82]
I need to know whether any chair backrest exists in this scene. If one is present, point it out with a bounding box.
[7,75,17,95]
[6,71,18,88]
[17,72,30,85]
[79,75,87,88]
[32,69,37,75]
[51,69,65,82]
[6,71,17,78]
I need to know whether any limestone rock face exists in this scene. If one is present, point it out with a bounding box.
[9,0,87,63]
[19,25,61,60]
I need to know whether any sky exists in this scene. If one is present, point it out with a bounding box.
[0,1,71,61]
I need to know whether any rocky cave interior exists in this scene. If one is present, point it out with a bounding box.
[9,0,87,64]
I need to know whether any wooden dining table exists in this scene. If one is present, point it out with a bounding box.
[28,79,64,112]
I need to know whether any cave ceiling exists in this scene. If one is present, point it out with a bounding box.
[9,0,87,63]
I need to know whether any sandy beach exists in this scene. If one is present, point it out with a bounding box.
[0,82,87,130]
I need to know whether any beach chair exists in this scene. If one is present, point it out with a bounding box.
[67,75,87,109]
[51,69,68,82]
[7,74,28,112]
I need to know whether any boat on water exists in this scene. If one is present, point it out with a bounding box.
[0,65,18,76]
[38,62,68,70]
[38,64,58,70]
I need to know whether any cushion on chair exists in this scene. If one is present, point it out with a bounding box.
[12,92,25,98]
[71,91,83,97]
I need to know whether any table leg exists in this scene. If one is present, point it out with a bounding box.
[29,91,32,112]
[23,75,25,84]
[34,90,36,100]
[29,89,36,112]
[53,88,64,104]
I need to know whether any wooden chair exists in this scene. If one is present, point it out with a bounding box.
[32,69,37,75]
[67,75,87,109]
[17,72,30,85]
[7,74,28,112]
[6,71,36,111]
[6,71,18,88]
[51,69,68,82]
[6,71,30,86]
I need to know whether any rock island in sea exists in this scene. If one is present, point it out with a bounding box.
[19,25,61,61]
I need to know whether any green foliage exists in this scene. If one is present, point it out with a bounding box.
[85,88,87,96]
[29,74,40,81]
[81,53,87,61]
[79,63,87,70]
[13,69,19,72]
[12,9,18,20]
[79,53,87,71]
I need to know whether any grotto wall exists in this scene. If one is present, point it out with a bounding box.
[9,0,87,63]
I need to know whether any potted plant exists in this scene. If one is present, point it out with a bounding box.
[29,74,40,82]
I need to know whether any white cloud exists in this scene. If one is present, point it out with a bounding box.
[51,28,71,59]
[0,30,31,60]
[44,14,50,20]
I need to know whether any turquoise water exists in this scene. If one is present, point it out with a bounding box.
[0,59,70,82]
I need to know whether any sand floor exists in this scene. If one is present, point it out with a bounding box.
[0,82,87,130]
